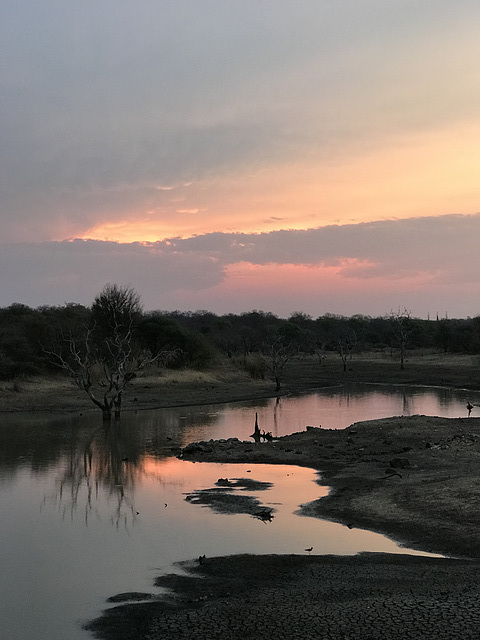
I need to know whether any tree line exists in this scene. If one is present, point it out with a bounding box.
[0,295,479,384]
[1,285,479,419]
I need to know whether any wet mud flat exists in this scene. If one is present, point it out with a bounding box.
[86,553,480,640]
[184,476,275,521]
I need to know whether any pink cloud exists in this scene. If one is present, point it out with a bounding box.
[1,214,480,318]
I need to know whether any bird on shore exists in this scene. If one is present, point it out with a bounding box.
[305,546,313,553]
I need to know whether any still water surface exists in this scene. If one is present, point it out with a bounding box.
[0,383,478,640]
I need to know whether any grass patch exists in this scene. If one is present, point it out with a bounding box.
[139,363,254,386]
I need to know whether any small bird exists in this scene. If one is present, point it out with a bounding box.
[305,546,313,554]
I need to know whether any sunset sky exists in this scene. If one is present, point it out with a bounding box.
[2,1,480,318]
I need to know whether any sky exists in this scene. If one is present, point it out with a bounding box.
[2,1,480,319]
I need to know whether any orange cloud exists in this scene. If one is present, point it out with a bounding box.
[77,120,480,245]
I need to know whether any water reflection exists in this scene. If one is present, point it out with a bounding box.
[40,382,480,528]
[0,383,478,640]
[52,423,139,528]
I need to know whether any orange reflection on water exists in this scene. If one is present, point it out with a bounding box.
[133,457,442,559]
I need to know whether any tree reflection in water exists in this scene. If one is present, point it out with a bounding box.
[52,422,142,529]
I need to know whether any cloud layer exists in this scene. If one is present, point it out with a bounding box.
[2,2,480,242]
[2,3,480,318]
[1,215,479,318]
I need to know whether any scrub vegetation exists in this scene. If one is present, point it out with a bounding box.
[1,284,480,416]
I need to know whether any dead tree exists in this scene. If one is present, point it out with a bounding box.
[261,335,295,392]
[250,412,261,442]
[47,284,174,420]
[335,330,357,372]
[388,308,413,370]
[48,324,168,420]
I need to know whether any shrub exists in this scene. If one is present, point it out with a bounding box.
[243,354,266,379]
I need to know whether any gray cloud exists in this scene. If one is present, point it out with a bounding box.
[162,214,480,281]
[2,2,480,240]
[1,215,479,317]
[0,239,224,308]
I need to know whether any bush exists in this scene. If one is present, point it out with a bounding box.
[242,355,266,379]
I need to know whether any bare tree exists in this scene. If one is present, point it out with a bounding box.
[47,284,172,420]
[261,325,297,392]
[335,330,357,372]
[388,308,413,370]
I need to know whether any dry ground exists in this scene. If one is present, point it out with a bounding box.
[87,554,480,640]
[1,350,479,415]
[0,365,274,414]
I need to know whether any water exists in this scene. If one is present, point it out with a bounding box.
[0,383,477,640]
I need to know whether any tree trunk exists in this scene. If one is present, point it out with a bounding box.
[87,391,112,421]
[114,391,122,420]
[250,412,261,442]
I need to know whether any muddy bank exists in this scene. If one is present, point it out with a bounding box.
[2,352,479,416]
[180,415,480,559]
[0,370,277,415]
[86,553,480,640]
[0,358,335,415]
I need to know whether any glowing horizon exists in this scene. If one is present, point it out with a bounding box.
[71,120,480,245]
[2,2,480,317]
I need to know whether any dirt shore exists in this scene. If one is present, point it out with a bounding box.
[4,354,480,639]
[86,553,480,640]
[1,351,479,416]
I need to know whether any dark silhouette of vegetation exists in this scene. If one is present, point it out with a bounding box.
[138,312,215,369]
[2,292,480,391]
[388,308,414,370]
[46,285,173,420]
[261,322,300,391]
